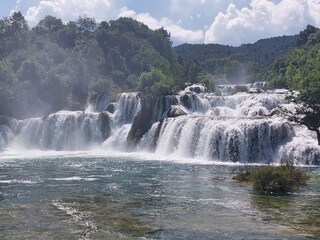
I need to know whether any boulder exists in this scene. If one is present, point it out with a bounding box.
[166,106,187,118]
[100,112,111,140]
[105,103,116,114]
[127,95,155,149]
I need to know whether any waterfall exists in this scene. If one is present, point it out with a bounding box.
[11,111,110,151]
[0,125,15,150]
[86,92,141,122]
[150,116,293,163]
[86,93,111,112]
[1,85,320,165]
[0,116,17,150]
[102,124,132,151]
[152,95,179,122]
[115,92,141,123]
[178,93,210,113]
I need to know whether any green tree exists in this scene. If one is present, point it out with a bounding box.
[282,88,320,145]
[35,15,64,34]
[0,12,28,57]
[17,60,42,83]
[198,74,215,91]
[139,68,174,94]
[76,16,97,38]
[89,77,115,96]
[296,25,317,47]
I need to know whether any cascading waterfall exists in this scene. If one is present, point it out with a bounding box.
[115,92,141,123]
[136,88,319,165]
[1,85,320,165]
[0,125,15,151]
[86,93,111,112]
[152,95,179,122]
[150,116,293,163]
[11,111,110,151]
[0,117,17,150]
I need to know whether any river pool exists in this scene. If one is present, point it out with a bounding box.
[0,151,319,239]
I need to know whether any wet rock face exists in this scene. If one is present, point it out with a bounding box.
[127,95,155,149]
[166,106,187,118]
[180,94,194,109]
[188,86,203,93]
[100,112,111,140]
[106,103,116,114]
[126,94,182,149]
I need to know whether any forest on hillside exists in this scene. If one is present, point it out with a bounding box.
[0,12,182,118]
[174,35,298,85]
[0,12,319,119]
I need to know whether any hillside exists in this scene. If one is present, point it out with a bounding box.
[0,12,317,120]
[266,25,320,90]
[0,13,181,119]
[174,35,298,84]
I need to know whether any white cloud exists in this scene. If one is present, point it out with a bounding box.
[25,0,112,25]
[119,7,204,43]
[204,0,320,46]
[170,0,208,13]
[9,0,320,45]
[308,0,320,25]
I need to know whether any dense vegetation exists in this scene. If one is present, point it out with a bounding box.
[177,25,320,146]
[280,89,320,145]
[266,25,320,90]
[265,26,320,145]
[0,12,319,120]
[174,35,297,85]
[0,12,182,119]
[233,163,309,195]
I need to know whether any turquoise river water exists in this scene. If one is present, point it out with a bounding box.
[0,151,319,239]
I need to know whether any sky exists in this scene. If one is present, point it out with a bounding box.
[1,0,320,46]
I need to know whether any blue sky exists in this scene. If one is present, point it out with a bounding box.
[1,0,320,46]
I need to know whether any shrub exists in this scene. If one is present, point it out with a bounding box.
[233,163,309,195]
[232,171,251,182]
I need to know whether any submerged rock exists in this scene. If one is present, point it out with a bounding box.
[106,103,116,114]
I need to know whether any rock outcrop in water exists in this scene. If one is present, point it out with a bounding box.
[100,112,111,140]
[127,95,180,148]
[127,95,155,148]
[166,106,187,118]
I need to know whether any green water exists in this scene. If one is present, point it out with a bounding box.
[0,152,319,239]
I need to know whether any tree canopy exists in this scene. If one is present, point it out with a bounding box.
[0,13,181,118]
[0,12,318,122]
[174,35,297,85]
[267,25,320,145]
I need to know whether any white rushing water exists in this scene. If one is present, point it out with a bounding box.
[1,86,320,165]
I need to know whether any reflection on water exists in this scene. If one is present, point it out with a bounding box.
[251,171,320,237]
[0,153,319,239]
